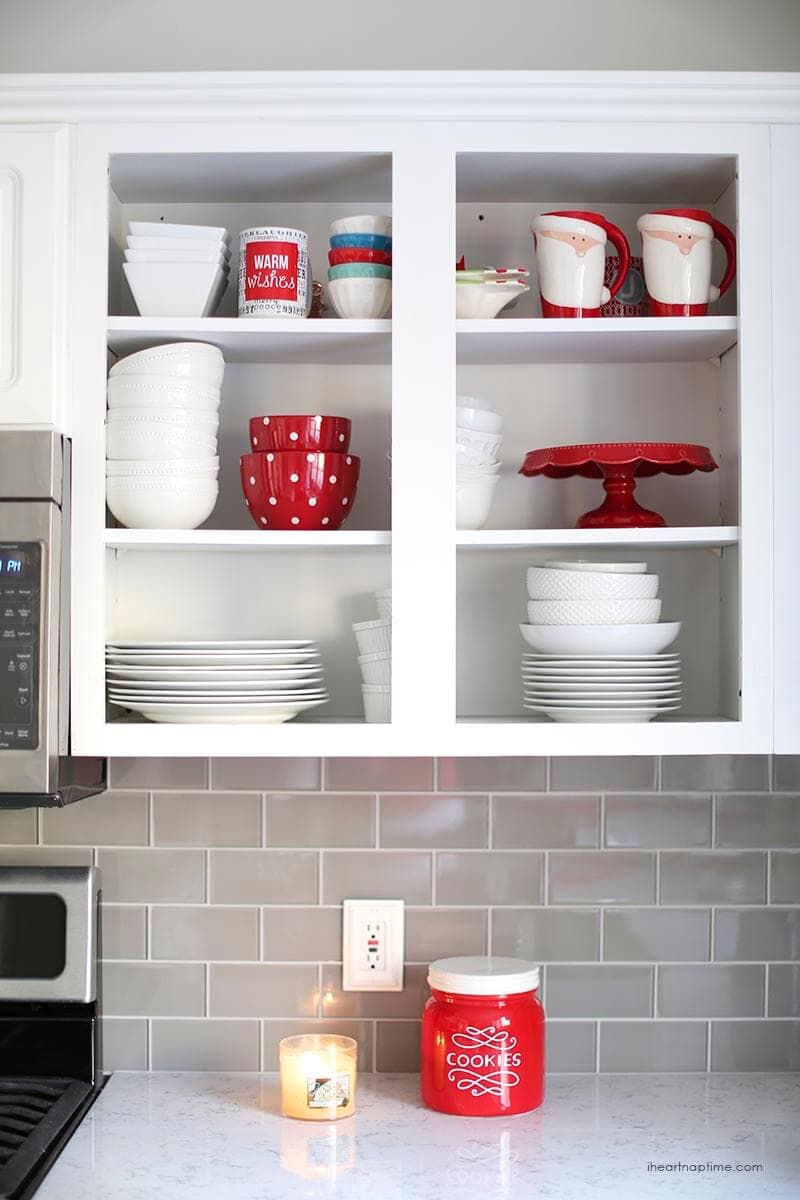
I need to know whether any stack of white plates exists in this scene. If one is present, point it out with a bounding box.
[520,560,682,722]
[122,222,231,317]
[105,640,328,724]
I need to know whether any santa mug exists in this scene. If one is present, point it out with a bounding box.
[238,226,311,318]
[636,209,736,316]
[530,210,631,317]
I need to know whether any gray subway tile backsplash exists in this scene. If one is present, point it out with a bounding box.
[1,754,796,1074]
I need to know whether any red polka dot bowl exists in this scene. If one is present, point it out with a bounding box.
[248,414,351,453]
[240,450,361,530]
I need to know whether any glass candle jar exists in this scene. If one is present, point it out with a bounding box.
[279,1034,357,1121]
[421,956,545,1117]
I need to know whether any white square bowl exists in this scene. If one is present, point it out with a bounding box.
[123,262,228,318]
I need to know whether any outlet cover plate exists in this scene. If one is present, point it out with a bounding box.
[342,899,405,992]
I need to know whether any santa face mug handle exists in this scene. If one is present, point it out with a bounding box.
[636,208,736,316]
[530,210,631,318]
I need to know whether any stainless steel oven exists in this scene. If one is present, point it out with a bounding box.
[0,432,104,806]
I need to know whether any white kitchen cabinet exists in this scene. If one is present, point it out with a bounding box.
[0,125,69,428]
[0,73,796,756]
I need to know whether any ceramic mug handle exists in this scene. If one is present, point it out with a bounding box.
[596,218,631,305]
[707,216,737,303]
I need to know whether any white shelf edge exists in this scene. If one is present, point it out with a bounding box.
[456,526,740,549]
[104,529,391,550]
[107,316,391,336]
[457,316,738,336]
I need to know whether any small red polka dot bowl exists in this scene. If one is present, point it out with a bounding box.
[240,450,360,530]
[248,414,352,453]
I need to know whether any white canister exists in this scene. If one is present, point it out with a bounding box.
[238,227,311,318]
[636,208,737,316]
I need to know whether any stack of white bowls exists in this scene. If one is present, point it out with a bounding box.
[456,395,503,530]
[353,590,391,722]
[106,342,225,530]
[122,221,230,317]
[520,560,683,723]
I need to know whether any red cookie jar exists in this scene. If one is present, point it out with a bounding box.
[421,956,545,1117]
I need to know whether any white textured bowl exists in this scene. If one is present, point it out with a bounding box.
[129,221,230,242]
[456,406,504,434]
[526,599,662,626]
[327,276,391,319]
[110,342,225,389]
[330,214,392,237]
[362,684,391,723]
[107,374,220,413]
[520,622,681,655]
[375,589,392,621]
[527,567,660,601]
[456,427,504,460]
[106,479,218,529]
[544,560,648,574]
[456,475,499,530]
[353,619,391,655]
[106,456,219,478]
[106,419,218,461]
[106,407,219,429]
[457,394,496,412]
[123,262,228,318]
[359,651,391,685]
[456,461,502,477]
[455,280,529,319]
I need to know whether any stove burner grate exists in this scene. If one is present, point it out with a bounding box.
[0,1078,92,1199]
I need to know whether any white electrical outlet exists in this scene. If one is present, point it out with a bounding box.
[342,899,404,991]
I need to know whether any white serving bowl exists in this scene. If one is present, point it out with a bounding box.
[353,619,391,655]
[327,276,391,319]
[375,588,392,621]
[456,475,499,530]
[456,406,504,434]
[526,599,662,626]
[457,394,496,412]
[106,456,219,478]
[520,621,682,655]
[456,280,529,319]
[123,262,228,318]
[359,651,391,685]
[544,560,648,574]
[129,221,230,242]
[362,683,391,723]
[330,214,392,237]
[527,567,660,601]
[107,374,220,413]
[455,443,500,469]
[456,427,504,461]
[109,342,225,390]
[106,418,218,461]
[124,248,229,267]
[106,479,219,529]
[127,235,231,258]
[456,460,502,477]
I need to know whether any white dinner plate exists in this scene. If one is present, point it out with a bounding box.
[521,653,680,661]
[106,665,324,682]
[523,698,681,709]
[109,689,328,702]
[521,666,680,676]
[111,698,328,724]
[525,706,673,723]
[106,651,321,667]
[107,640,314,650]
[107,676,324,691]
[522,682,682,694]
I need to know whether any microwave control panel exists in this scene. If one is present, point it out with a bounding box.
[0,543,40,750]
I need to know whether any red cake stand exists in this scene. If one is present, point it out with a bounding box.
[519,442,718,528]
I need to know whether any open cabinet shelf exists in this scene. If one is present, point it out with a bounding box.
[456,527,740,550]
[104,529,392,549]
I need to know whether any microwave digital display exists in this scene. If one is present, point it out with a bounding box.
[0,893,66,977]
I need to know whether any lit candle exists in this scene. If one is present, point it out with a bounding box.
[279,1035,357,1121]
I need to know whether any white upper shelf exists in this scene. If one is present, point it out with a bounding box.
[104,529,391,551]
[456,527,739,550]
[457,317,738,365]
[107,317,391,364]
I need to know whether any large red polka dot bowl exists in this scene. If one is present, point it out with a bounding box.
[240,450,361,530]
[248,414,351,453]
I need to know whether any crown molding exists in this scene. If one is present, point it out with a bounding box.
[0,70,799,125]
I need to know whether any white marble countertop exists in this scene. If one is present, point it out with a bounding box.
[38,1072,800,1200]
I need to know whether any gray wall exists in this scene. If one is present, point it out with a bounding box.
[0,0,799,72]
[1,754,797,1073]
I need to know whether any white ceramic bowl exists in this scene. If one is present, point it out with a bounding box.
[362,683,391,723]
[456,427,504,461]
[106,456,219,478]
[526,599,662,625]
[353,619,391,655]
[327,276,391,319]
[127,236,231,258]
[456,475,499,530]
[544,560,648,574]
[455,443,500,468]
[123,262,228,318]
[457,394,496,412]
[107,374,220,413]
[455,280,529,319]
[124,248,229,267]
[106,479,219,529]
[520,621,682,655]
[109,342,225,390]
[456,461,502,477]
[359,651,391,685]
[330,215,392,237]
[375,589,392,621]
[527,567,660,601]
[456,406,504,434]
[106,419,218,461]
[129,221,230,242]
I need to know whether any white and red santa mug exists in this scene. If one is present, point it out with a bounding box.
[530,210,631,317]
[636,209,736,316]
[238,226,311,318]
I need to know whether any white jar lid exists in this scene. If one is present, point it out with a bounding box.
[428,956,540,996]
